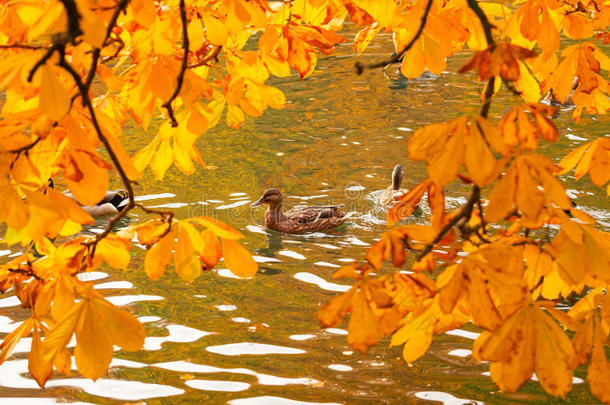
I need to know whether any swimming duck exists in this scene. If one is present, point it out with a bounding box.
[68,190,130,216]
[379,164,408,206]
[250,188,348,234]
[48,178,129,216]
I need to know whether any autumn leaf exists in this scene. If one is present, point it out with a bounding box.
[459,43,537,82]
[222,239,258,278]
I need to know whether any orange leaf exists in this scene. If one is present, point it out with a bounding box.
[222,239,258,278]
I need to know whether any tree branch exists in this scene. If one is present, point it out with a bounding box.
[356,0,433,74]
[83,0,130,90]
[418,186,480,260]
[162,0,189,127]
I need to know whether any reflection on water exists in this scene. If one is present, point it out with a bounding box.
[1,24,609,405]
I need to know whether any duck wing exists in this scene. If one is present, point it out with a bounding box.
[285,205,345,223]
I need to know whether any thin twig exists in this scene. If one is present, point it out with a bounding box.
[83,0,130,90]
[356,0,434,74]
[0,44,46,50]
[162,0,189,127]
[418,186,481,259]
[188,46,222,69]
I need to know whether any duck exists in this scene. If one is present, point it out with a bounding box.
[48,177,130,216]
[379,164,408,207]
[69,190,130,216]
[250,188,348,234]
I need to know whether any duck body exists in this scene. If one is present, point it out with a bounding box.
[66,190,129,216]
[379,164,408,207]
[251,188,347,234]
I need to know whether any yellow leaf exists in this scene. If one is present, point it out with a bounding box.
[174,223,202,283]
[91,297,144,352]
[588,324,610,403]
[347,289,382,353]
[317,287,356,327]
[96,236,131,269]
[390,306,435,364]
[43,301,85,363]
[151,139,173,180]
[200,229,222,270]
[39,64,70,121]
[534,306,574,397]
[0,318,34,364]
[188,17,205,51]
[222,239,258,278]
[190,217,244,240]
[465,120,496,187]
[74,300,113,380]
[144,228,176,280]
[226,105,245,129]
[28,328,53,387]
[202,13,228,46]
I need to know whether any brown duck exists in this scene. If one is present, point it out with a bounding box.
[379,164,408,207]
[250,188,348,234]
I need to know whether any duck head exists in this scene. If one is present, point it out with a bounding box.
[251,188,283,208]
[391,164,404,190]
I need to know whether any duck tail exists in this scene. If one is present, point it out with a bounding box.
[110,190,130,209]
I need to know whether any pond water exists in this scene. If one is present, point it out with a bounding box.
[1,24,609,405]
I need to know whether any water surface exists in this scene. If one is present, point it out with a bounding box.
[1,24,609,405]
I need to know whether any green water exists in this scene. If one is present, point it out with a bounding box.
[0,25,609,405]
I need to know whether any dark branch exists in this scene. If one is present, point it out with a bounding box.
[466,0,495,47]
[418,186,481,260]
[162,0,189,127]
[356,0,433,74]
[83,0,130,90]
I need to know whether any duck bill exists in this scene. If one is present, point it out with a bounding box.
[250,198,264,207]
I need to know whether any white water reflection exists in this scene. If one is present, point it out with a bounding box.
[0,360,183,400]
[253,255,281,263]
[134,193,176,201]
[229,396,341,405]
[144,324,213,351]
[206,342,306,356]
[155,360,318,386]
[186,379,250,392]
[216,304,237,311]
[415,391,485,404]
[278,250,306,260]
[328,364,352,371]
[445,329,480,341]
[0,295,20,308]
[94,280,134,289]
[76,271,108,282]
[448,349,472,358]
[293,272,350,292]
[313,261,340,268]
[106,294,163,306]
[216,200,251,210]
[217,268,252,279]
[289,334,315,341]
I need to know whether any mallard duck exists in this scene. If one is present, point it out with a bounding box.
[69,190,130,216]
[250,188,348,234]
[48,178,129,216]
[379,164,408,206]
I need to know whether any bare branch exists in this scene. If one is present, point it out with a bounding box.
[162,0,189,127]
